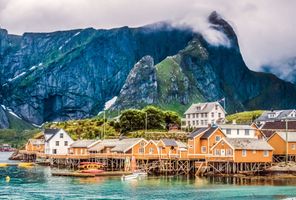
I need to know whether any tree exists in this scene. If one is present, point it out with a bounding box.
[164,111,180,130]
[119,109,145,133]
[143,106,165,129]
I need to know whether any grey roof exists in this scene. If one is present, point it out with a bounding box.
[188,127,208,139]
[44,129,62,142]
[161,139,178,147]
[176,141,187,149]
[111,138,144,153]
[277,132,296,142]
[200,127,218,139]
[88,139,119,151]
[70,140,97,148]
[225,138,273,150]
[28,139,44,145]
[256,110,296,122]
[219,124,255,130]
[184,101,225,114]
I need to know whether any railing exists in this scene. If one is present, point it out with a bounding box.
[206,155,233,162]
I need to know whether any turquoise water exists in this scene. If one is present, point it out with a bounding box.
[1,153,296,199]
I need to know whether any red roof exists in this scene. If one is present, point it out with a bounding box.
[261,121,296,130]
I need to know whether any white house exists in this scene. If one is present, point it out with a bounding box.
[44,129,74,155]
[181,101,226,129]
[219,124,258,139]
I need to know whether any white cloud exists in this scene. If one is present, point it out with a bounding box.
[0,0,295,71]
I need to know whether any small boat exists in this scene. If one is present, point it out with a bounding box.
[133,171,147,176]
[121,173,139,181]
[18,163,35,168]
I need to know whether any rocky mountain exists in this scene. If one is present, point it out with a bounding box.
[0,106,9,128]
[0,24,192,125]
[1,11,296,126]
[111,12,296,114]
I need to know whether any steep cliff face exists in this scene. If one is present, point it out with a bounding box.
[0,25,192,124]
[112,55,157,110]
[0,106,9,129]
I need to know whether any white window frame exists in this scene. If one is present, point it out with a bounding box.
[292,144,296,150]
[242,149,247,157]
[215,136,221,142]
[201,146,207,153]
[263,150,269,157]
[245,129,250,136]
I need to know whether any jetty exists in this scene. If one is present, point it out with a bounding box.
[52,171,132,177]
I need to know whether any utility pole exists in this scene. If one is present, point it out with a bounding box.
[145,112,148,137]
[286,117,289,164]
[103,110,106,139]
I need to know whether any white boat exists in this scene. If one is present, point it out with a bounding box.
[121,171,148,181]
[133,171,147,176]
[121,173,139,181]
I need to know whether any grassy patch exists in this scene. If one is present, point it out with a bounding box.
[226,110,264,124]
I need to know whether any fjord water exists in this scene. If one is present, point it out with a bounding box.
[1,153,296,200]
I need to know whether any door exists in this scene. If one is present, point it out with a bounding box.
[221,149,225,156]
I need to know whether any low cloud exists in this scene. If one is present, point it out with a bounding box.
[0,0,295,72]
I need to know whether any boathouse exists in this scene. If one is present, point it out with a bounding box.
[69,140,98,155]
[25,139,44,153]
[267,131,296,161]
[187,126,226,159]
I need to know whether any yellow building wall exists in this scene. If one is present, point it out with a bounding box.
[234,149,273,163]
[268,133,286,155]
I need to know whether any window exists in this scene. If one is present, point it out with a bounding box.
[196,106,201,110]
[56,141,59,146]
[201,120,204,125]
[196,120,199,125]
[242,149,247,157]
[237,129,240,135]
[205,120,208,125]
[292,144,296,150]
[211,112,214,118]
[149,148,154,154]
[60,133,64,138]
[140,141,146,147]
[252,150,256,154]
[218,113,221,118]
[189,145,193,148]
[245,129,250,136]
[187,114,190,119]
[139,148,144,154]
[215,105,218,110]
[193,121,195,125]
[226,129,231,135]
[64,141,68,146]
[52,149,57,154]
[226,149,232,156]
[268,113,275,118]
[263,150,269,157]
[205,113,208,118]
[214,149,220,155]
[201,113,203,118]
[192,114,195,118]
[196,113,199,118]
[201,146,207,153]
[215,136,221,142]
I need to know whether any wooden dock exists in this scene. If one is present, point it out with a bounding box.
[52,171,132,177]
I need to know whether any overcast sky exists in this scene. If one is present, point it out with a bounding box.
[0,0,295,72]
